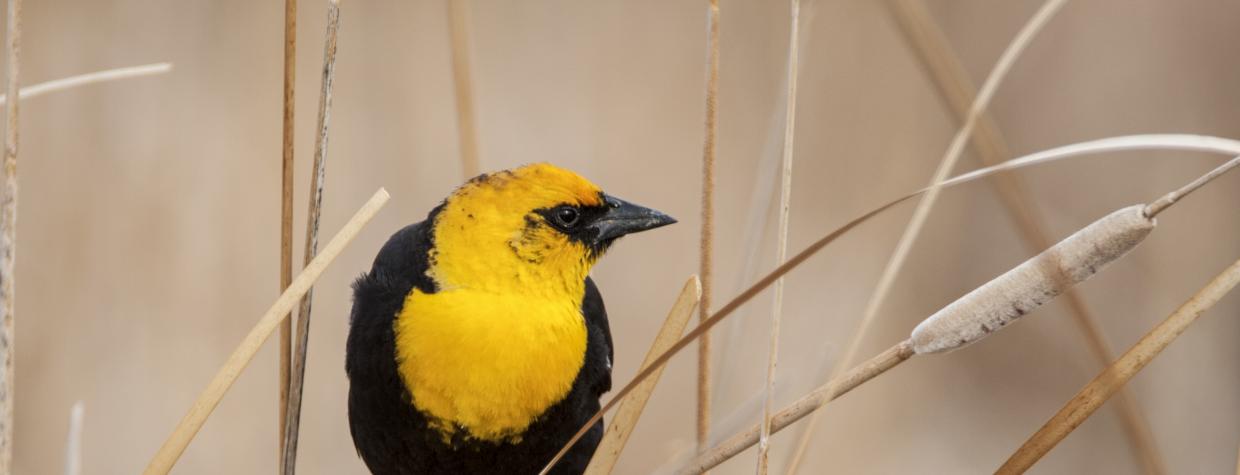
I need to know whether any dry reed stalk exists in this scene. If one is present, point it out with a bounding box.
[0,0,18,470]
[996,256,1240,474]
[757,0,800,472]
[881,1,1165,471]
[585,277,701,475]
[0,63,172,104]
[715,5,821,395]
[448,0,480,178]
[782,1,1068,470]
[681,342,915,474]
[539,133,1240,474]
[281,1,341,472]
[685,204,1153,473]
[696,0,720,459]
[143,188,389,475]
[277,0,297,467]
[694,152,1240,473]
[63,402,83,475]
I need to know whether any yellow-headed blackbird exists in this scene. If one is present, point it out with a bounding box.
[346,163,676,474]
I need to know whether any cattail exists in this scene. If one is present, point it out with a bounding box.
[910,205,1155,354]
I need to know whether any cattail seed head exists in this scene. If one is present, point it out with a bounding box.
[910,205,1155,354]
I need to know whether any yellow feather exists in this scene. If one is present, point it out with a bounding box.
[394,163,603,441]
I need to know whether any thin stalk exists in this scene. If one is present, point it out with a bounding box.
[537,133,1240,474]
[0,63,172,104]
[697,0,720,460]
[681,342,915,474]
[585,277,701,475]
[143,188,389,475]
[0,0,19,470]
[448,0,480,178]
[277,0,297,468]
[997,256,1240,474]
[1145,155,1240,217]
[882,1,1165,471]
[783,1,1068,471]
[758,0,800,472]
[64,402,84,475]
[282,1,341,473]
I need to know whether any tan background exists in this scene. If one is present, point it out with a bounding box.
[7,0,1239,473]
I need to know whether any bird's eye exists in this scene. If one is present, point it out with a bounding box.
[554,206,580,228]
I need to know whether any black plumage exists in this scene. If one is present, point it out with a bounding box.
[345,206,613,475]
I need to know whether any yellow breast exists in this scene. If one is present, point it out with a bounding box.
[393,287,588,442]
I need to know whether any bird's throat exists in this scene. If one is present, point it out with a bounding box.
[393,288,588,442]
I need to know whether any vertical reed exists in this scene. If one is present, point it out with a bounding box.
[758,0,800,472]
[277,0,297,468]
[697,0,720,462]
[0,0,19,470]
[448,0,481,178]
[63,402,83,475]
[281,1,341,472]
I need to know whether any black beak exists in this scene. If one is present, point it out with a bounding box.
[588,194,677,246]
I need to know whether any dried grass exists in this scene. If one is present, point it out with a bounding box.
[143,188,389,475]
[282,1,343,471]
[997,255,1240,473]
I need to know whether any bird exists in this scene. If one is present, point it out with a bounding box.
[345,163,676,475]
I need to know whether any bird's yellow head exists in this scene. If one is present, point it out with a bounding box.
[426,163,676,298]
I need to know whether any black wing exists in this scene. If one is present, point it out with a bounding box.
[581,276,613,396]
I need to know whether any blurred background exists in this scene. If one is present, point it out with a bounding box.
[7,0,1239,473]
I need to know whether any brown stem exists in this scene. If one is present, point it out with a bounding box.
[448,0,480,178]
[282,1,341,472]
[277,0,297,469]
[143,189,390,475]
[697,0,720,463]
[680,342,915,475]
[997,256,1240,474]
[585,277,701,475]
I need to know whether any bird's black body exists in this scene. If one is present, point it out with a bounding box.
[346,207,614,475]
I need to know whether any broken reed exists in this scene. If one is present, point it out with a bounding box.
[144,189,389,475]
[997,255,1240,473]
[540,134,1240,474]
[584,277,701,475]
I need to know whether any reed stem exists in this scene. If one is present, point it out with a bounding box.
[448,0,480,178]
[143,188,389,475]
[997,256,1240,474]
[0,0,20,470]
[277,0,297,469]
[783,1,1069,470]
[585,277,701,475]
[281,1,341,472]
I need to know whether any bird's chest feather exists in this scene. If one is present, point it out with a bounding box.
[394,288,588,442]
